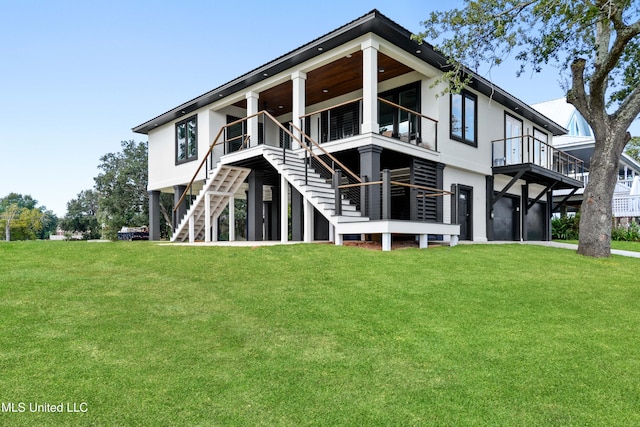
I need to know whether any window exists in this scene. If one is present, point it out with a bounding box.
[378,82,421,143]
[176,115,197,164]
[450,91,477,146]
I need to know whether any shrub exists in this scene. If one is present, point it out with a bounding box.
[552,213,580,240]
[612,219,640,242]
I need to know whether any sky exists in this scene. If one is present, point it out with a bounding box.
[1,0,638,217]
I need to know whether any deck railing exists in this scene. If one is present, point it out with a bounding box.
[613,194,640,217]
[298,97,438,151]
[492,135,586,181]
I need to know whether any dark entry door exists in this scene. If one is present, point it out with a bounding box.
[493,195,519,241]
[457,186,472,240]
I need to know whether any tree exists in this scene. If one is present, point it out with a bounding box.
[414,0,640,257]
[1,204,20,242]
[625,136,640,162]
[94,140,149,239]
[60,189,101,239]
[0,194,55,241]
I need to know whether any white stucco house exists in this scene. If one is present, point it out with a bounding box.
[133,10,585,249]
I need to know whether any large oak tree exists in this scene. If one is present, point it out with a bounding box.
[414,0,640,257]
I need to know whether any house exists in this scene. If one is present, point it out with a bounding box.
[532,98,640,218]
[133,10,584,249]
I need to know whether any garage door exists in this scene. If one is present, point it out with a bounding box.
[493,195,519,241]
[526,201,546,241]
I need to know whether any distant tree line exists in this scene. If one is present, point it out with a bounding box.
[0,193,58,241]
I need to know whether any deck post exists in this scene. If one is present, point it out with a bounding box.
[382,169,391,220]
[188,216,195,244]
[303,199,314,242]
[281,175,288,242]
[419,234,429,249]
[228,196,235,242]
[204,193,211,243]
[382,233,391,251]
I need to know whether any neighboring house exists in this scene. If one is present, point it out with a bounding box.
[532,98,640,218]
[133,10,584,249]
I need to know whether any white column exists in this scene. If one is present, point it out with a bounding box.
[228,196,235,242]
[450,235,459,247]
[204,193,211,243]
[281,175,289,242]
[246,91,259,148]
[419,234,429,249]
[188,216,195,244]
[329,224,334,242]
[382,233,391,251]
[335,233,343,246]
[303,199,314,243]
[361,38,379,134]
[291,71,307,149]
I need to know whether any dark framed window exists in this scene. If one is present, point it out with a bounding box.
[176,115,198,164]
[450,91,477,146]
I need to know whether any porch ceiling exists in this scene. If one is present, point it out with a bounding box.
[231,51,413,116]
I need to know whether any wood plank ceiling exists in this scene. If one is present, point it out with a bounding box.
[233,51,414,115]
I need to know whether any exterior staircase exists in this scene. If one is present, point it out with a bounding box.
[171,164,250,242]
[171,145,365,242]
[261,146,366,226]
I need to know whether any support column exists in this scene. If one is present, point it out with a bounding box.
[358,145,383,220]
[361,38,379,134]
[291,186,303,241]
[188,216,195,243]
[291,71,307,148]
[247,170,263,241]
[228,196,235,242]
[522,184,528,241]
[204,193,212,242]
[148,190,161,241]
[419,234,429,249]
[270,185,280,241]
[173,185,187,229]
[546,188,553,241]
[382,233,392,251]
[281,175,289,242]
[303,199,314,242]
[246,91,259,148]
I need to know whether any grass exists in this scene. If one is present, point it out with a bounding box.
[1,241,640,426]
[556,239,640,252]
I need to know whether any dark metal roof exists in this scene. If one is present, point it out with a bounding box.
[132,9,567,136]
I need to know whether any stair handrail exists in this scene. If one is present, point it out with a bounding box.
[173,112,264,213]
[288,122,361,183]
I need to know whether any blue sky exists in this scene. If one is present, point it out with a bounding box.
[1,0,638,217]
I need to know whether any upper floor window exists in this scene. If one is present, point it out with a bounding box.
[176,115,197,164]
[450,91,477,146]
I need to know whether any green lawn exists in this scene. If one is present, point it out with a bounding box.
[1,241,639,426]
[556,239,640,252]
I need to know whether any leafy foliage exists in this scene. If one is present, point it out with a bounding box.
[59,189,101,239]
[0,193,57,241]
[94,140,149,239]
[414,0,640,257]
[551,213,580,240]
[612,219,640,241]
[625,136,640,161]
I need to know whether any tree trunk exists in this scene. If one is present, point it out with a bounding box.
[577,131,624,257]
[5,221,10,242]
